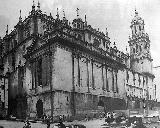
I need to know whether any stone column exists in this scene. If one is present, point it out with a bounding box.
[115,70,118,93]
[77,56,80,87]
[112,68,114,92]
[86,59,90,93]
[91,60,94,89]
[49,50,53,121]
[71,53,76,116]
[105,66,108,91]
[102,65,104,90]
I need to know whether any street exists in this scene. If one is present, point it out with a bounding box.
[0,119,104,128]
[0,119,160,128]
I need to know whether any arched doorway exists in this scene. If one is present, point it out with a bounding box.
[135,99,140,109]
[36,99,43,118]
[98,100,104,107]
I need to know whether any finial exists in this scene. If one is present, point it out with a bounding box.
[50,12,52,17]
[32,0,35,11]
[76,8,79,18]
[135,7,138,15]
[6,25,8,35]
[113,41,117,49]
[113,42,116,46]
[19,10,22,22]
[126,46,128,52]
[37,0,40,10]
[98,28,99,31]
[63,9,65,18]
[106,28,108,36]
[84,15,87,26]
[33,0,35,6]
[56,8,59,19]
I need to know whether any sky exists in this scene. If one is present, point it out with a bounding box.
[0,0,160,99]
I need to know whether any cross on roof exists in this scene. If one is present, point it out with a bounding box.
[63,9,65,18]
[56,8,59,19]
[76,8,79,17]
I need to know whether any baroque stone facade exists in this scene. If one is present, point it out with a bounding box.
[0,2,156,119]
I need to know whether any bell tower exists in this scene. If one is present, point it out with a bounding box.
[129,10,153,75]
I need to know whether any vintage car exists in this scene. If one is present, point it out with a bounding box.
[52,123,86,128]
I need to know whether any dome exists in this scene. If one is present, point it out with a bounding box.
[131,10,144,25]
[73,18,83,23]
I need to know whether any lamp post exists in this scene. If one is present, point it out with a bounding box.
[153,66,160,102]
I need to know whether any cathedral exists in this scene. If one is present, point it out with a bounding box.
[0,2,156,120]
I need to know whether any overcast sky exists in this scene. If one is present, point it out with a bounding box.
[0,0,160,99]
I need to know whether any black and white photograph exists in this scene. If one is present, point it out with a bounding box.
[0,0,160,128]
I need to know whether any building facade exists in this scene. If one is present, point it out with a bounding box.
[0,36,8,118]
[0,3,156,119]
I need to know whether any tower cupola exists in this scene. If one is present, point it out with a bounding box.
[130,9,145,37]
[72,8,84,30]
[129,10,153,74]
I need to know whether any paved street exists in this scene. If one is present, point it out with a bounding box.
[0,118,104,128]
[0,118,160,128]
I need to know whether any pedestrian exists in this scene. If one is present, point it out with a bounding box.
[85,114,88,121]
[128,122,135,128]
[58,121,66,128]
[110,113,114,123]
[59,115,63,122]
[43,113,47,123]
[46,116,50,128]
[23,120,31,128]
[105,115,111,124]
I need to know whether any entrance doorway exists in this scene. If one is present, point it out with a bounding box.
[36,99,43,118]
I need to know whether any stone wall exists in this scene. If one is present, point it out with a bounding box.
[25,43,155,119]
[52,46,72,92]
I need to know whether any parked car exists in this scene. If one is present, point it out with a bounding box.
[52,123,86,128]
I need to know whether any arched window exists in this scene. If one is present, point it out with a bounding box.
[98,100,104,107]
[77,23,80,29]
[88,33,91,40]
[140,46,142,52]
[78,34,82,40]
[37,58,42,86]
[136,44,138,52]
[12,53,15,70]
[139,25,141,31]
[144,43,147,49]
[133,48,135,53]
[103,40,105,47]
[134,26,137,34]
